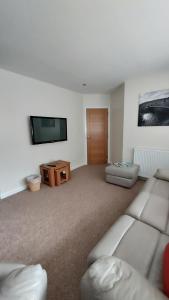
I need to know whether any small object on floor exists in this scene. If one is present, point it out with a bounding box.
[113,161,133,167]
[105,163,139,188]
[26,175,41,192]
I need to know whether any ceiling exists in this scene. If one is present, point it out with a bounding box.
[0,0,169,93]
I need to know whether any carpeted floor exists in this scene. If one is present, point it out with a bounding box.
[0,165,144,300]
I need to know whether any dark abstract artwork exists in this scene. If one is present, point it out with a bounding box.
[138,89,169,126]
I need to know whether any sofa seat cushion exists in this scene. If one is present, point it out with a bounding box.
[127,178,169,233]
[87,215,160,278]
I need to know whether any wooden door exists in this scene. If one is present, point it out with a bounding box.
[86,108,108,164]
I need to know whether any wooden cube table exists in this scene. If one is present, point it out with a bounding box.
[40,160,71,187]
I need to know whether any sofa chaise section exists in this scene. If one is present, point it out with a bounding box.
[81,174,169,300]
[87,214,169,289]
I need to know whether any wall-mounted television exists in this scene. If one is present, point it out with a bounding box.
[30,116,67,145]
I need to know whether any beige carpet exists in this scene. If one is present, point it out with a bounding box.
[0,165,143,300]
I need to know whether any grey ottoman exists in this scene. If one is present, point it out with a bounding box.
[105,164,139,188]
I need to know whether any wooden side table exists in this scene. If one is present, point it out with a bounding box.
[40,165,55,187]
[40,160,71,187]
[55,166,69,186]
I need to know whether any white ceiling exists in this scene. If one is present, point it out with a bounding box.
[0,0,169,93]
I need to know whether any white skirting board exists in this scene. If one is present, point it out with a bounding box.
[0,162,86,200]
[0,185,27,200]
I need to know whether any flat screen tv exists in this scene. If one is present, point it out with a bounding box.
[30,116,67,145]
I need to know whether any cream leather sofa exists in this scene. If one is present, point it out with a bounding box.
[0,263,47,299]
[81,174,169,300]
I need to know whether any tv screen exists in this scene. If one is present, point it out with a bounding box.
[30,116,67,145]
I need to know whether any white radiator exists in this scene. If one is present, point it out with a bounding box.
[134,147,169,178]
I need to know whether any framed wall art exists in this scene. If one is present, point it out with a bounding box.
[138,89,169,126]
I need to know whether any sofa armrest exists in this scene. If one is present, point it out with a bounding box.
[87,215,135,266]
[0,263,47,300]
[81,256,167,300]
[0,263,25,280]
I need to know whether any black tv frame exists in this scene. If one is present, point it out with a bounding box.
[30,116,67,145]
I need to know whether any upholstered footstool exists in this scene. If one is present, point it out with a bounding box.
[105,164,139,188]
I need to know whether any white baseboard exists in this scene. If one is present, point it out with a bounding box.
[71,162,86,170]
[0,185,27,200]
[0,162,86,200]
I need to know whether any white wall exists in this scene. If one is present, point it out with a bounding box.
[0,69,85,198]
[3,68,169,198]
[110,84,124,162]
[123,71,169,161]
[82,94,111,164]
